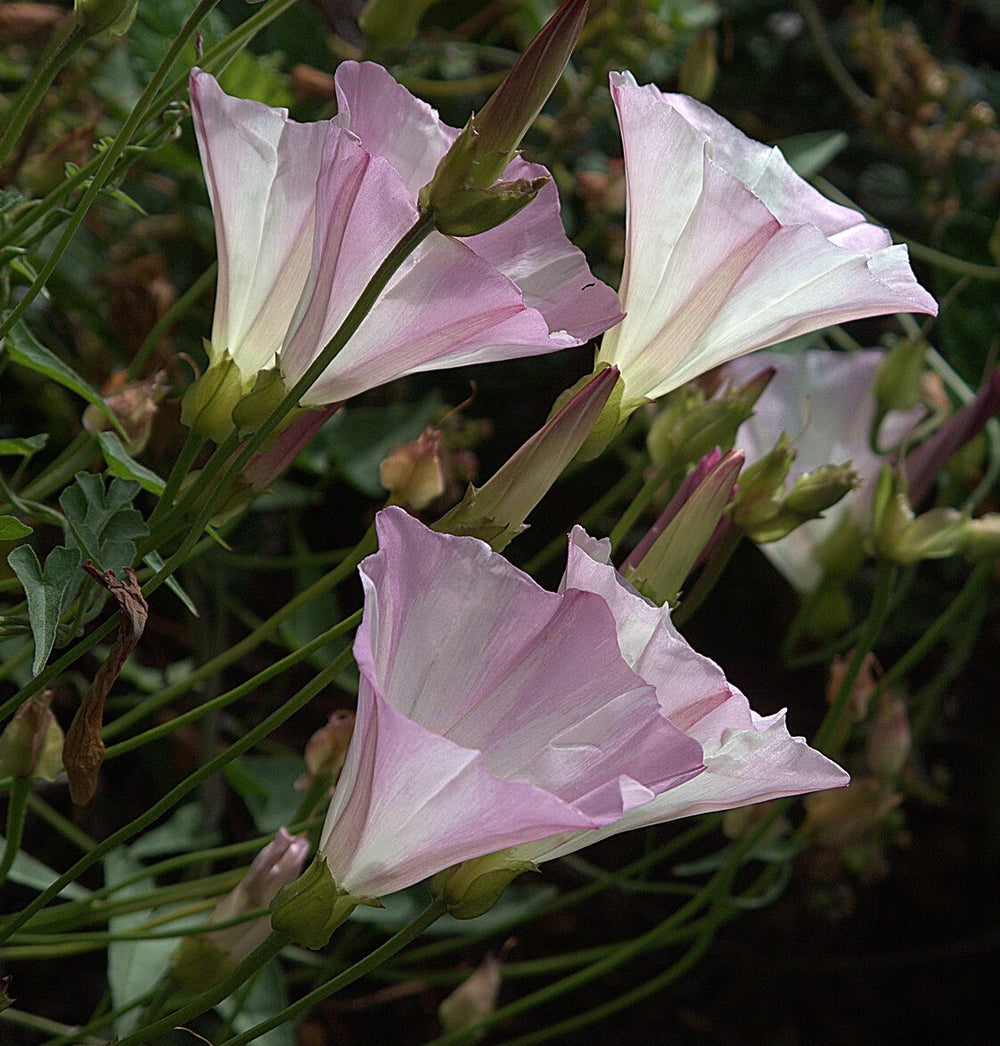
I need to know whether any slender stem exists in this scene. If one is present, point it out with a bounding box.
[814,559,897,754]
[0,22,86,168]
[671,525,742,627]
[217,901,449,1046]
[0,778,31,884]
[794,0,877,114]
[608,452,684,552]
[0,645,353,945]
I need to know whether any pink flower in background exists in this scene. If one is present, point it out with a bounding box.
[189,63,621,408]
[596,72,937,416]
[725,349,914,591]
[316,507,704,899]
[507,530,849,865]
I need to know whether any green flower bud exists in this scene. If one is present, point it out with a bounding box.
[360,0,439,49]
[874,337,926,413]
[74,0,137,38]
[269,855,375,950]
[431,851,537,920]
[783,463,858,517]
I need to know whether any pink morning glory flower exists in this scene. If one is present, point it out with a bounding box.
[596,73,938,418]
[315,506,705,899]
[188,62,622,412]
[501,528,849,866]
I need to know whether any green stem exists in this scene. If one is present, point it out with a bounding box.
[0,645,353,945]
[217,901,449,1046]
[794,0,877,114]
[0,777,31,884]
[671,525,742,627]
[814,559,897,755]
[0,23,86,168]
[0,0,223,344]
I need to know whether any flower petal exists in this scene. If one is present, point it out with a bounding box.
[189,69,328,377]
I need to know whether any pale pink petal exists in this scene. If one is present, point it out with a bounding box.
[598,72,937,411]
[725,349,920,590]
[318,507,706,897]
[189,69,328,377]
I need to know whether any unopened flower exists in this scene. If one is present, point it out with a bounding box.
[273,506,705,946]
[596,74,936,423]
[169,828,309,992]
[295,710,356,793]
[82,371,169,455]
[439,953,503,1037]
[183,62,620,440]
[0,693,63,782]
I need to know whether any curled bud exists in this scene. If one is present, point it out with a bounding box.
[380,429,447,510]
[295,710,356,793]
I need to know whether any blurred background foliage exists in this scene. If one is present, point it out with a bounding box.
[2,1,999,1043]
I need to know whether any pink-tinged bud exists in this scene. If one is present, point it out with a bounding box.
[803,777,902,851]
[439,953,503,1036]
[83,371,169,455]
[435,365,618,551]
[381,429,447,511]
[902,367,1000,506]
[168,828,310,990]
[295,710,356,793]
[419,0,589,235]
[623,449,743,606]
[0,693,63,781]
[866,694,911,782]
[827,652,880,723]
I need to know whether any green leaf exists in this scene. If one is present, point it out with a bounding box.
[143,551,198,616]
[6,544,83,675]
[0,515,32,541]
[225,754,302,833]
[98,431,165,495]
[127,803,221,859]
[778,130,849,180]
[59,472,147,574]
[0,434,48,459]
[1,321,126,437]
[0,834,91,899]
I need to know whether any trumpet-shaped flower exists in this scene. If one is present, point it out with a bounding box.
[188,62,621,422]
[725,349,914,590]
[596,73,937,418]
[313,506,705,902]
[488,530,849,868]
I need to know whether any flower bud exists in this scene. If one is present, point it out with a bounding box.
[0,693,63,781]
[646,367,772,473]
[439,953,502,1037]
[623,449,742,606]
[678,29,718,101]
[82,371,169,455]
[169,829,310,992]
[872,467,970,564]
[295,710,356,792]
[866,694,911,782]
[435,365,617,551]
[180,355,246,443]
[74,0,137,37]
[270,855,376,949]
[874,337,926,413]
[360,0,439,49]
[380,429,447,510]
[783,463,858,518]
[431,851,537,920]
[419,0,588,235]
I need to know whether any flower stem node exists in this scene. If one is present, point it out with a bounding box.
[419,170,550,238]
[431,853,538,920]
[74,0,136,37]
[269,855,376,950]
[872,466,971,565]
